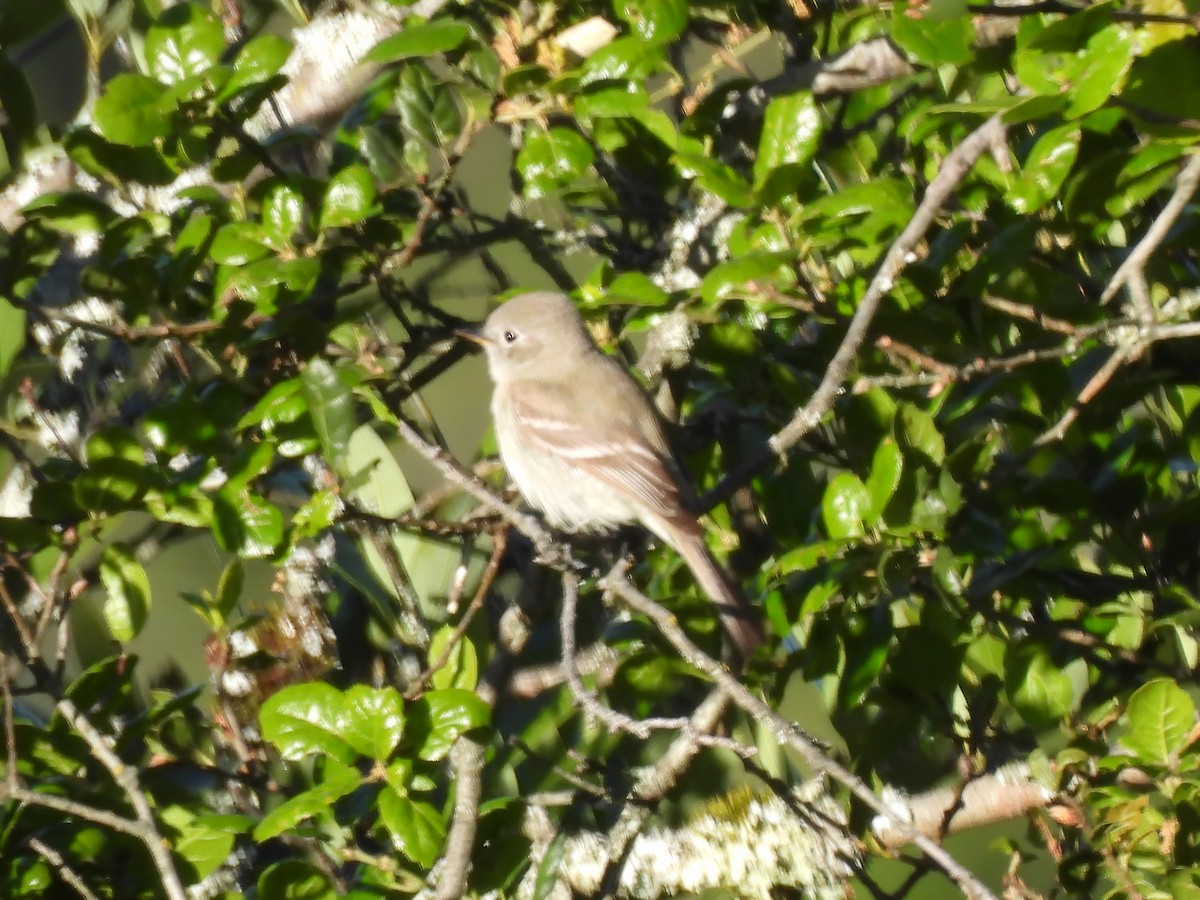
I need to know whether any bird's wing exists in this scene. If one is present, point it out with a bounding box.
[506,377,687,520]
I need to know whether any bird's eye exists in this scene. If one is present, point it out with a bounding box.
[503,330,517,344]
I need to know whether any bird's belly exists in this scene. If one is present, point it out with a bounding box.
[496,426,638,533]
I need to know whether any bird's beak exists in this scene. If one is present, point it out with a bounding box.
[454,324,491,347]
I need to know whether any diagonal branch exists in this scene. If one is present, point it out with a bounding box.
[601,569,1000,900]
[702,114,1009,510]
[1100,153,1200,307]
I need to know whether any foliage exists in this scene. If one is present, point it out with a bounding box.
[1,0,1199,896]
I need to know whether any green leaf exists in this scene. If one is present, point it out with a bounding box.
[0,299,26,381]
[319,164,376,230]
[1001,94,1069,125]
[616,0,689,44]
[253,768,362,841]
[217,34,292,102]
[1006,124,1081,214]
[262,182,307,249]
[775,539,845,573]
[76,427,150,512]
[1123,679,1196,766]
[754,92,821,201]
[378,790,445,867]
[412,689,490,761]
[899,404,946,466]
[428,628,478,691]
[821,472,872,540]
[594,272,669,308]
[210,221,272,265]
[301,358,355,465]
[239,379,307,431]
[145,3,225,84]
[20,192,116,234]
[865,438,903,520]
[341,685,406,761]
[699,252,794,304]
[575,84,650,120]
[891,2,973,66]
[673,152,753,207]
[260,683,357,763]
[257,860,339,899]
[212,490,284,559]
[1005,644,1076,729]
[516,127,595,199]
[215,559,244,624]
[1067,24,1134,118]
[394,62,463,157]
[175,818,237,880]
[93,74,171,146]
[363,18,471,64]
[99,544,152,642]
[292,489,340,539]
[581,35,666,85]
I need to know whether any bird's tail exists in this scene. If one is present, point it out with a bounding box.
[671,527,765,663]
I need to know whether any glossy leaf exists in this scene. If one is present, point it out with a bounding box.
[699,251,794,304]
[319,164,377,229]
[865,438,903,520]
[363,18,471,64]
[754,92,821,202]
[1123,679,1196,766]
[217,34,292,102]
[516,127,594,199]
[412,689,490,761]
[428,629,479,691]
[341,685,406,761]
[99,544,152,642]
[1006,124,1081,214]
[379,789,444,867]
[821,473,873,540]
[899,405,946,466]
[260,683,357,763]
[616,0,688,44]
[145,3,225,84]
[301,358,355,465]
[891,2,973,66]
[1005,644,1077,729]
[92,75,171,146]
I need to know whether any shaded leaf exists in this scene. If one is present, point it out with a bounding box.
[1123,679,1196,766]
[821,473,872,540]
[99,544,152,642]
[363,19,471,64]
[378,789,445,867]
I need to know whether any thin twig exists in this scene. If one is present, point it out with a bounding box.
[27,837,101,900]
[55,699,188,900]
[597,688,733,898]
[1033,341,1144,446]
[1101,153,1200,305]
[560,572,692,739]
[408,527,509,700]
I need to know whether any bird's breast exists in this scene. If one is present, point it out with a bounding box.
[492,395,638,532]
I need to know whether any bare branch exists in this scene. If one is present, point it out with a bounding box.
[55,699,187,900]
[873,764,1054,849]
[1101,153,1200,305]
